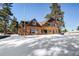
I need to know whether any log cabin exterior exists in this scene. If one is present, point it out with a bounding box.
[18,18,62,35]
[18,3,64,35]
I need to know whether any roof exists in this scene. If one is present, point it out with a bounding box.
[42,18,56,26]
[39,18,56,26]
[20,18,41,27]
[28,18,41,26]
[19,17,62,26]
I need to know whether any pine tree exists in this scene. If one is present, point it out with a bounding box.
[77,26,79,31]
[9,16,18,34]
[45,3,65,33]
[0,19,3,32]
[0,3,13,35]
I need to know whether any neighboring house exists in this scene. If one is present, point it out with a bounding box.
[18,18,63,35]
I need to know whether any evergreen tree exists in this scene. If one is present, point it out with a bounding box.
[0,3,13,35]
[0,19,3,32]
[77,26,79,31]
[45,3,65,33]
[62,28,68,33]
[9,16,18,34]
[45,3,64,19]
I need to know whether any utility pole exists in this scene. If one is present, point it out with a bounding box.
[23,4,26,37]
[24,18,26,36]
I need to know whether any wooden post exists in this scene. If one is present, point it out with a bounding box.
[23,19,26,37]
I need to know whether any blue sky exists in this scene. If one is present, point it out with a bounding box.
[11,3,79,31]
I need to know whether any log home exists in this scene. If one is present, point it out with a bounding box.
[18,3,64,35]
[18,18,62,35]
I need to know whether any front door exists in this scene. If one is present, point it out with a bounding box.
[44,30,47,34]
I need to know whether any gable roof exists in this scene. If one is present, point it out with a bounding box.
[42,18,56,26]
[19,18,62,27]
[28,18,41,27]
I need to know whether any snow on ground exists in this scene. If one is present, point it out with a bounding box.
[0,34,79,56]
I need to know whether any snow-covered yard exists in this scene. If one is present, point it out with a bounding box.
[0,34,79,56]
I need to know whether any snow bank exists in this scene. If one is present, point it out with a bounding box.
[0,34,79,56]
[64,31,79,35]
[32,49,47,56]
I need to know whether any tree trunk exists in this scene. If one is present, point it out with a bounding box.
[3,21,7,35]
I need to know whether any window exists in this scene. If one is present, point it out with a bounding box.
[48,22,55,26]
[30,27,38,34]
[32,21,37,25]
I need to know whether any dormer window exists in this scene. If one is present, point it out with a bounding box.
[32,20,36,25]
[48,22,55,26]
